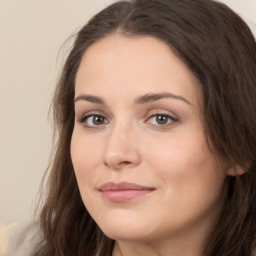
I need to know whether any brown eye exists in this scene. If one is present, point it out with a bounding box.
[79,114,109,127]
[155,114,169,125]
[92,115,105,125]
[147,114,178,126]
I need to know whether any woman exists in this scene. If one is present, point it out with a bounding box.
[6,0,256,255]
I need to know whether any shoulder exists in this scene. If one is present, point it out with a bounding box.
[5,218,40,256]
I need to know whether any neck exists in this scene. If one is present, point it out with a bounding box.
[112,236,205,256]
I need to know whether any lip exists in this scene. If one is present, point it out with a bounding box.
[98,182,155,203]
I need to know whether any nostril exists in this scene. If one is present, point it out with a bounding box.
[120,161,131,165]
[104,160,132,169]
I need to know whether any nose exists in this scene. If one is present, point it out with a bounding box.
[103,123,141,170]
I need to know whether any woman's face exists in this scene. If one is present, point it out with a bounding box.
[71,34,228,243]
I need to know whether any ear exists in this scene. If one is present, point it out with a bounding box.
[227,165,246,176]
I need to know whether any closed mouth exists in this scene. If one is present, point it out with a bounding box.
[99,182,155,203]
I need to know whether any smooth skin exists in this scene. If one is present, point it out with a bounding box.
[71,34,234,256]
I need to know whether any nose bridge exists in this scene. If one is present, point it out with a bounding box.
[109,119,131,143]
[103,118,140,169]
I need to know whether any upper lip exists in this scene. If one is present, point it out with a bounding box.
[99,182,156,191]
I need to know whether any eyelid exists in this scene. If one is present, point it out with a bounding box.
[77,110,109,121]
[75,109,178,129]
[145,110,179,127]
[146,109,178,120]
[77,110,110,127]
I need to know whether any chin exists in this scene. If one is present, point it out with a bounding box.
[97,214,154,241]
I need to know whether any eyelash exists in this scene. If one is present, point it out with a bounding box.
[145,113,178,127]
[78,112,178,128]
[78,113,109,128]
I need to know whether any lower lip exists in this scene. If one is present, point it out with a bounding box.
[101,189,154,203]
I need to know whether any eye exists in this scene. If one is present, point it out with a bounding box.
[79,114,109,127]
[146,113,178,126]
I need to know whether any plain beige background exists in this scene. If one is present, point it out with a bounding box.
[0,0,255,224]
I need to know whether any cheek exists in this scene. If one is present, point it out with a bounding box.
[145,133,226,205]
[70,132,104,215]
[70,132,102,187]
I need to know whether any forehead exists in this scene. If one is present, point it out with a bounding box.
[75,34,201,105]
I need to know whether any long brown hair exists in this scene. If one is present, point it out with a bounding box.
[34,0,256,255]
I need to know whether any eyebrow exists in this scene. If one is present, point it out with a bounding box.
[74,94,105,104]
[74,92,191,105]
[135,92,191,105]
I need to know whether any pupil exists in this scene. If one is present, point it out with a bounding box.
[156,115,167,124]
[94,116,104,124]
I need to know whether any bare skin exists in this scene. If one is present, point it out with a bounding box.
[71,34,234,256]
